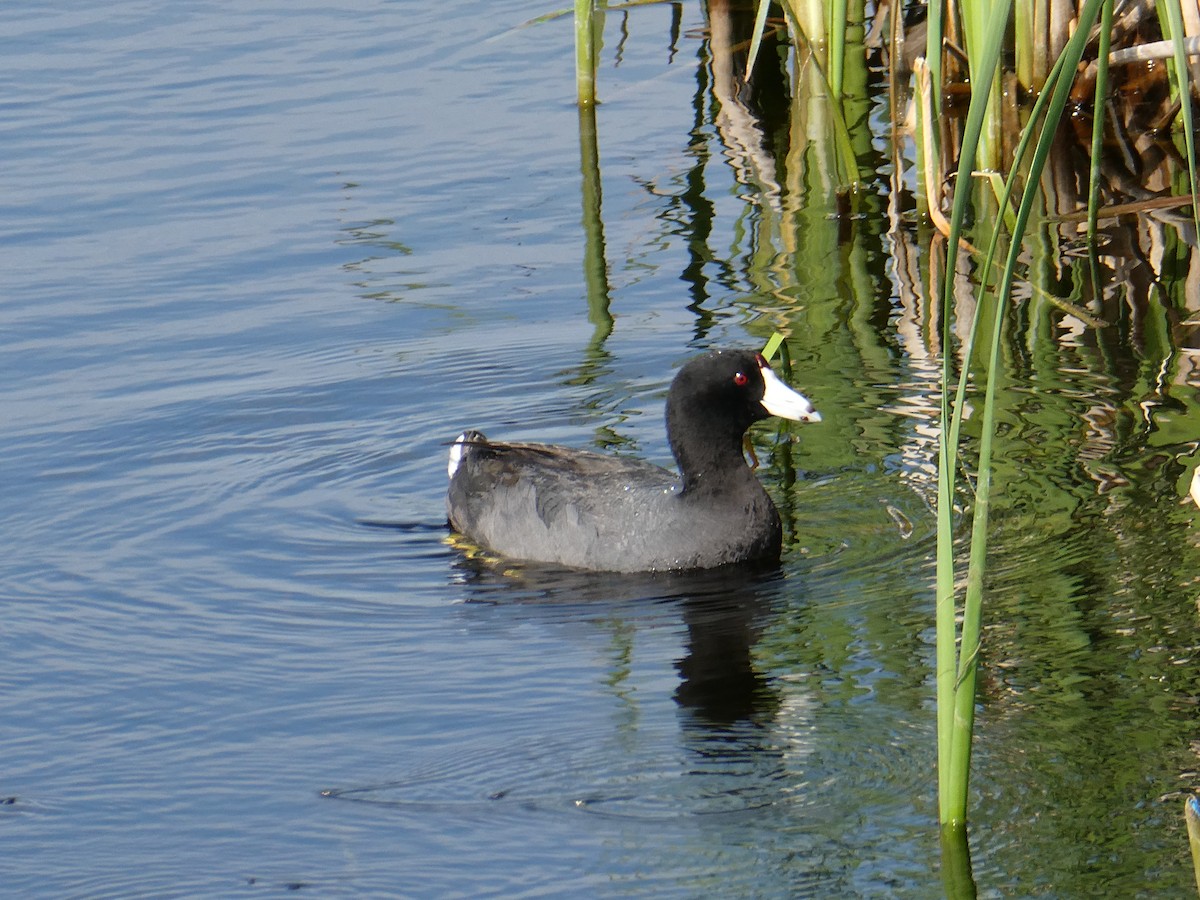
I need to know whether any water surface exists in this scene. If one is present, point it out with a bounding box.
[2,1,1199,897]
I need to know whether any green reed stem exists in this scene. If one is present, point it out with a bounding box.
[828,0,847,98]
[1087,0,1114,242]
[1186,795,1200,894]
[1158,0,1200,225]
[574,0,597,106]
[924,0,944,121]
[746,0,772,82]
[761,332,786,362]
[937,0,1105,830]
[935,0,1011,830]
[957,0,1005,170]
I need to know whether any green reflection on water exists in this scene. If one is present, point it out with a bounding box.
[652,4,1200,894]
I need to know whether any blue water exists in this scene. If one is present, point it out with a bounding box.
[3,2,1198,897]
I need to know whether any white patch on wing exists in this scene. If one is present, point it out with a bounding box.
[448,432,468,480]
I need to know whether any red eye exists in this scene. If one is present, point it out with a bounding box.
[733,371,748,386]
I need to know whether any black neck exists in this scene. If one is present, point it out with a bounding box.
[671,430,755,495]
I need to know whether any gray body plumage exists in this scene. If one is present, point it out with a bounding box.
[447,433,781,572]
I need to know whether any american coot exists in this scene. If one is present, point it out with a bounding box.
[446,349,821,573]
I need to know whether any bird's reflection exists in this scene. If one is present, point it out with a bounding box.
[673,582,778,725]
[449,552,785,727]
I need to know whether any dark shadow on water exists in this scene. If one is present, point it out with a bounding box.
[324,553,799,820]
[673,584,778,725]
[357,519,447,533]
[449,553,786,727]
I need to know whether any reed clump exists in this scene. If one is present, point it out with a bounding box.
[571,0,1200,855]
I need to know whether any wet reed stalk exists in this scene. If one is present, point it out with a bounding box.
[1087,0,1114,240]
[935,0,1011,830]
[574,0,597,106]
[937,0,1108,831]
[827,0,847,98]
[1188,796,1200,894]
[1159,0,1200,225]
[956,0,1005,169]
[736,0,1197,844]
